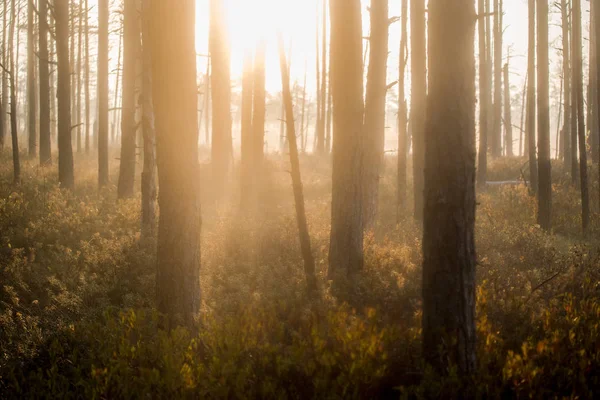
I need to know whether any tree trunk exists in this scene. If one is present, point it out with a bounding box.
[278,34,317,293]
[328,0,364,279]
[573,0,590,232]
[590,2,599,164]
[150,0,201,327]
[39,0,51,165]
[209,0,232,197]
[117,0,140,199]
[477,0,489,186]
[411,0,426,220]
[252,40,265,169]
[8,0,19,184]
[397,0,408,218]
[98,0,109,187]
[504,62,513,156]
[27,0,36,157]
[300,60,307,153]
[422,0,477,374]
[84,0,90,153]
[537,0,551,231]
[363,0,389,229]
[561,0,572,171]
[240,49,253,206]
[492,0,503,157]
[76,0,83,154]
[140,0,157,238]
[56,0,74,189]
[0,0,6,150]
[317,0,327,154]
[112,28,123,144]
[527,0,538,194]
[594,0,600,210]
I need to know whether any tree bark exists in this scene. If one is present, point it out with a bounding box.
[537,0,551,231]
[492,0,503,157]
[278,34,318,293]
[84,0,90,153]
[504,62,513,156]
[561,0,572,171]
[0,0,6,150]
[411,0,426,220]
[149,0,201,327]
[140,0,157,238]
[98,0,109,187]
[594,0,600,210]
[328,0,364,279]
[363,0,389,229]
[8,0,19,184]
[56,0,74,189]
[39,0,51,165]
[27,0,36,157]
[397,0,408,218]
[477,0,489,186]
[117,0,140,199]
[422,0,477,374]
[573,0,590,233]
[527,0,538,194]
[209,0,232,197]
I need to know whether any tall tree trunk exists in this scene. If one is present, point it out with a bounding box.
[76,0,83,153]
[117,0,140,199]
[397,0,408,218]
[202,58,210,146]
[240,49,253,206]
[0,0,6,150]
[56,0,74,189]
[537,0,551,230]
[27,0,36,157]
[278,34,317,293]
[252,40,265,169]
[594,0,600,210]
[112,27,123,144]
[573,0,590,232]
[300,60,307,153]
[363,0,389,229]
[519,74,527,156]
[492,0,502,157]
[8,0,19,184]
[477,0,488,185]
[411,0,426,220]
[328,0,364,278]
[150,0,201,327]
[314,4,323,153]
[317,0,327,154]
[423,0,477,374]
[590,1,599,164]
[504,62,513,156]
[562,0,572,171]
[527,0,538,194]
[39,0,51,165]
[84,0,90,153]
[140,0,156,238]
[209,0,232,197]
[98,0,109,187]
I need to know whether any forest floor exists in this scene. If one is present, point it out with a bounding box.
[1,151,600,398]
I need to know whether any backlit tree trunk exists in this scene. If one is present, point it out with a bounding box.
[492,0,502,157]
[328,0,364,278]
[117,0,140,199]
[477,0,489,186]
[149,0,201,327]
[27,0,36,157]
[240,49,253,206]
[411,0,426,220]
[527,0,538,194]
[537,0,551,231]
[504,62,513,156]
[397,0,408,217]
[39,0,51,165]
[422,0,477,374]
[561,0,572,171]
[56,0,74,189]
[98,0,109,187]
[8,0,19,184]
[363,0,389,229]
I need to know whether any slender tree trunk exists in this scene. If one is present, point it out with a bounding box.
[573,0,590,232]
[98,0,109,187]
[49,15,57,142]
[278,34,317,292]
[300,60,307,153]
[363,0,389,229]
[202,58,210,146]
[117,0,140,199]
[590,1,599,164]
[39,0,51,165]
[314,4,322,153]
[397,0,408,217]
[27,0,36,157]
[0,0,6,150]
[240,49,253,206]
[252,40,265,168]
[209,0,232,197]
[411,0,426,220]
[150,0,201,327]
[492,0,503,157]
[423,0,477,374]
[112,27,123,144]
[519,74,526,156]
[56,0,74,189]
[140,0,156,238]
[477,0,488,185]
[8,0,19,184]
[317,0,327,154]
[537,0,551,230]
[561,0,571,170]
[76,0,83,153]
[328,0,364,278]
[527,0,538,194]
[594,0,600,210]
[504,62,513,156]
[84,0,90,153]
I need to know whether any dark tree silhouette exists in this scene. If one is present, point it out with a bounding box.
[98,0,109,187]
[27,0,36,157]
[39,0,51,165]
[411,0,426,220]
[397,0,408,216]
[526,0,538,194]
[537,0,551,230]
[477,0,489,186]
